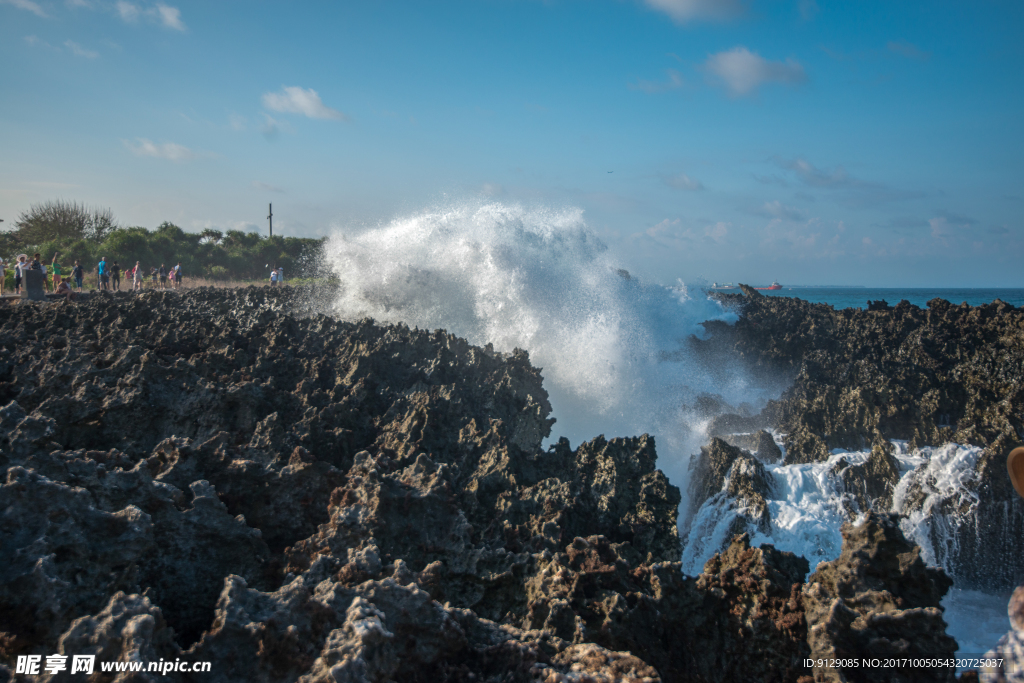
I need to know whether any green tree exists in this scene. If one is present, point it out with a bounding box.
[12,200,117,246]
[199,228,223,244]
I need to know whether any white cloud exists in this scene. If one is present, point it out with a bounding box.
[155,3,184,30]
[116,0,139,21]
[642,0,744,23]
[664,173,703,191]
[124,138,197,161]
[2,0,47,17]
[66,0,93,7]
[703,47,806,97]
[229,113,246,131]
[64,40,98,58]
[262,86,348,121]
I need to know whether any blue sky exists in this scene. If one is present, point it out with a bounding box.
[2,0,1022,287]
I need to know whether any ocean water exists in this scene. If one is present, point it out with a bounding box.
[324,201,1013,664]
[758,286,1024,310]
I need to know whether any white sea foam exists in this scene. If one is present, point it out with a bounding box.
[324,201,767,495]
[682,440,1003,659]
[681,449,868,575]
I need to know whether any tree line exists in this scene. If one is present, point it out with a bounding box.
[1,200,325,283]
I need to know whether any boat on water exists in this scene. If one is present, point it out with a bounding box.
[754,281,782,291]
[710,282,737,290]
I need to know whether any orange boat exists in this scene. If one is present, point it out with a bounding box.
[754,280,782,291]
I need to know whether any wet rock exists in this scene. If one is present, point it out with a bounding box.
[839,443,901,512]
[802,513,957,683]
[697,293,1024,589]
[688,437,773,533]
[723,429,783,464]
[695,534,811,683]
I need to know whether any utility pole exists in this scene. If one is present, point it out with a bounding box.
[267,204,273,238]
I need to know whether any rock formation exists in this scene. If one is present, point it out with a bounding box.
[0,288,964,681]
[697,293,1024,591]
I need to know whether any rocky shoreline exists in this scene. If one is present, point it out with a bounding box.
[0,287,995,681]
[693,289,1024,592]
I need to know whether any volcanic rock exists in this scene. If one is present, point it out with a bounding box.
[699,293,1024,589]
[802,513,957,683]
[0,288,962,682]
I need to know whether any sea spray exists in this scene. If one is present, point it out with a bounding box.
[323,201,768,501]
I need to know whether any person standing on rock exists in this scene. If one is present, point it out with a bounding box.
[0,257,5,297]
[72,261,84,292]
[51,252,63,292]
[98,256,108,291]
[111,261,121,291]
[14,254,27,295]
[132,262,143,291]
[270,268,278,287]
[174,262,182,289]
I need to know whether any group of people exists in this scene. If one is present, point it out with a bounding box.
[3,254,288,299]
[1,253,185,297]
[97,258,183,292]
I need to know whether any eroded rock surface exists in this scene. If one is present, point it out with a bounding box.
[0,288,961,682]
[802,513,957,683]
[698,293,1024,590]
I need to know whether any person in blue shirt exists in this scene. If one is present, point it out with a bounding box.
[98,257,108,290]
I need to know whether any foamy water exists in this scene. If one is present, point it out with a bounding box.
[682,439,1009,659]
[323,200,1011,662]
[324,201,769,494]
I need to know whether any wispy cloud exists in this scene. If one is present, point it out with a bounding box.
[2,0,47,17]
[774,156,853,187]
[155,3,184,30]
[229,113,247,131]
[663,173,704,191]
[702,47,806,97]
[124,138,198,161]
[798,0,818,21]
[755,200,805,221]
[116,1,185,30]
[64,40,98,58]
[116,0,140,21]
[66,0,93,7]
[629,69,685,94]
[704,221,730,244]
[773,156,927,205]
[642,0,745,23]
[888,40,930,61]
[262,86,348,121]
[261,113,283,139]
